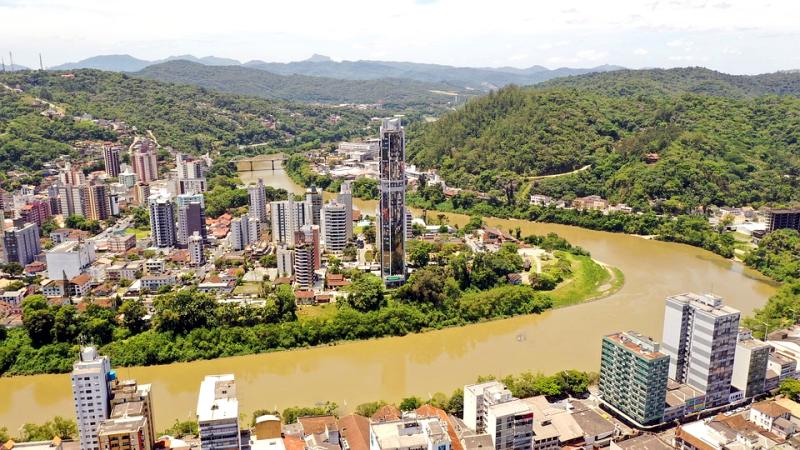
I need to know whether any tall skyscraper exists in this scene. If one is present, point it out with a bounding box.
[661,293,741,407]
[197,374,242,450]
[60,161,87,186]
[337,181,353,241]
[294,240,315,290]
[321,200,348,253]
[2,220,41,265]
[378,117,407,286]
[270,195,308,245]
[19,200,51,227]
[731,331,771,398]
[130,138,158,183]
[58,182,86,217]
[176,193,206,247]
[297,224,320,270]
[72,346,113,450]
[103,144,121,178]
[305,185,323,226]
[148,191,176,248]
[248,178,269,223]
[600,331,669,425]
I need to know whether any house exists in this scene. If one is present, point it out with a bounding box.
[139,274,176,291]
[325,273,350,290]
[610,435,671,450]
[572,195,609,211]
[337,415,370,450]
[295,290,316,305]
[570,404,616,448]
[749,401,791,433]
[41,273,93,298]
[415,405,464,450]
[197,280,236,294]
[0,288,26,306]
[371,404,401,423]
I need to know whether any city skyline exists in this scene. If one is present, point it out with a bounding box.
[0,0,798,74]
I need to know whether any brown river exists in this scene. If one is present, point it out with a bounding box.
[0,168,777,432]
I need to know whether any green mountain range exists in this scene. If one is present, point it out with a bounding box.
[408,67,800,210]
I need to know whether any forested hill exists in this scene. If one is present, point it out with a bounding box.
[135,60,465,107]
[0,70,372,166]
[536,67,800,98]
[408,70,800,211]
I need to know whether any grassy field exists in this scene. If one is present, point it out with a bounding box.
[549,254,624,308]
[233,282,262,295]
[297,303,338,321]
[126,227,151,239]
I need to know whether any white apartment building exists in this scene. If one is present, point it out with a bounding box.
[369,417,451,450]
[46,240,96,280]
[305,185,323,226]
[486,400,534,450]
[661,293,741,407]
[248,179,269,223]
[321,200,348,253]
[270,196,308,245]
[189,232,205,266]
[197,374,242,450]
[276,245,294,277]
[148,191,176,248]
[464,381,514,433]
[71,347,112,450]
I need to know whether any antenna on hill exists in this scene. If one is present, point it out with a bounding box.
[1,57,5,73]
[8,52,13,72]
[39,53,44,71]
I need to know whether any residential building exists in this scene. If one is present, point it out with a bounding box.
[749,400,791,432]
[610,435,672,450]
[294,239,315,290]
[189,232,205,266]
[305,185,323,226]
[148,191,176,248]
[337,181,353,241]
[197,374,242,450]
[71,346,112,450]
[731,336,771,398]
[46,239,96,279]
[103,144,121,178]
[276,245,293,277]
[109,378,156,448]
[230,215,251,251]
[19,200,51,227]
[130,138,158,183]
[248,178,269,223]
[119,169,137,188]
[766,209,800,233]
[58,183,85,217]
[297,224,321,269]
[60,161,86,186]
[108,234,136,253]
[463,381,514,433]
[377,117,407,287]
[369,417,451,450]
[321,200,348,253]
[572,195,608,211]
[97,416,151,450]
[177,194,206,247]
[84,182,111,221]
[140,274,176,291]
[133,183,150,207]
[3,221,41,265]
[661,293,741,407]
[270,196,308,245]
[486,399,534,450]
[176,152,207,181]
[599,331,669,425]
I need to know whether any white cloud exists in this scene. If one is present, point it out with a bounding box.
[667,39,694,48]
[633,48,650,55]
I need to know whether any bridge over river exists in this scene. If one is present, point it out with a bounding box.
[234,153,287,172]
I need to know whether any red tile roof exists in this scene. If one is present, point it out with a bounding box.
[338,415,370,450]
[416,405,464,450]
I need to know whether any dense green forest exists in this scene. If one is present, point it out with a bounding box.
[136,60,467,108]
[0,70,373,157]
[408,68,800,211]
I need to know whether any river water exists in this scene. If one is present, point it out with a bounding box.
[0,168,777,432]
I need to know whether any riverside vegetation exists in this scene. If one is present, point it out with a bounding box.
[0,233,605,376]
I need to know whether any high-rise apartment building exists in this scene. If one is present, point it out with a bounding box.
[731,333,771,398]
[97,416,151,450]
[119,169,137,188]
[109,379,155,448]
[58,182,86,217]
[293,228,318,289]
[378,118,406,286]
[72,347,113,450]
[464,381,533,450]
[230,215,251,251]
[60,161,86,186]
[276,244,294,277]
[177,193,206,247]
[197,374,242,450]
[270,196,308,245]
[464,380,514,433]
[19,200,51,227]
[188,232,205,266]
[337,181,353,241]
[599,331,669,425]
[2,220,41,265]
[305,185,323,226]
[103,144,121,178]
[661,293,741,407]
[298,224,320,270]
[248,179,269,223]
[85,182,111,221]
[321,200,348,253]
[148,191,176,248]
[130,138,158,183]
[133,183,150,206]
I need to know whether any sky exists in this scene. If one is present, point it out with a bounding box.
[1,0,799,74]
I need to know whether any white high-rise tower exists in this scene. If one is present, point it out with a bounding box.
[71,346,112,450]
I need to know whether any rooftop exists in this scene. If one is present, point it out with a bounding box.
[97,416,147,435]
[752,400,791,418]
[605,331,667,360]
[612,435,672,450]
[667,292,741,317]
[370,418,449,450]
[197,374,238,423]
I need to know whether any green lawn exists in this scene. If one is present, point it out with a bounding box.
[297,303,338,321]
[549,254,624,308]
[126,227,151,239]
[233,282,262,295]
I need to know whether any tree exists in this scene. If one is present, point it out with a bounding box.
[2,262,23,276]
[153,290,217,334]
[354,401,388,417]
[396,267,454,307]
[52,305,80,343]
[119,299,148,334]
[446,388,464,416]
[273,284,297,321]
[282,402,338,425]
[779,379,800,400]
[363,224,376,245]
[161,420,198,438]
[407,240,436,268]
[24,308,55,347]
[399,396,422,411]
[341,274,385,312]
